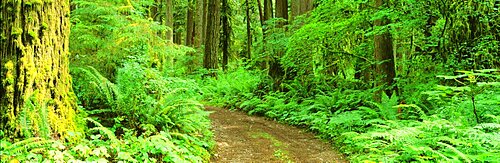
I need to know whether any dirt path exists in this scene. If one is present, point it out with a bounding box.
[206,106,347,163]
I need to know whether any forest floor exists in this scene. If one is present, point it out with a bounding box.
[206,106,347,163]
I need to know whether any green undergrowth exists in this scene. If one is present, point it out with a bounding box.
[1,0,214,161]
[1,62,214,162]
[200,66,500,162]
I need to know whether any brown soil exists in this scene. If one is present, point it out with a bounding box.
[206,106,347,163]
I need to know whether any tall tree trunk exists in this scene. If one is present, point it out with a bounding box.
[259,0,272,69]
[202,0,209,47]
[173,23,182,44]
[263,0,273,22]
[269,0,287,79]
[257,0,264,26]
[195,0,204,47]
[186,0,195,46]
[245,0,252,59]
[374,0,396,99]
[221,0,231,71]
[166,0,174,41]
[291,0,314,20]
[1,0,79,139]
[204,0,221,75]
[150,0,159,20]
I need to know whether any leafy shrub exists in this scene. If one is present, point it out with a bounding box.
[1,119,212,162]
[68,62,214,162]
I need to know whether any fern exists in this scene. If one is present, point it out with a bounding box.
[2,137,55,155]
[436,142,471,163]
[85,118,118,142]
[72,66,119,107]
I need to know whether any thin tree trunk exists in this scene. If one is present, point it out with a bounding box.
[204,0,221,75]
[186,0,195,46]
[374,0,396,99]
[245,0,252,59]
[221,0,231,71]
[195,0,204,47]
[173,23,182,44]
[259,0,273,70]
[264,0,272,21]
[257,0,264,27]
[1,0,78,139]
[202,0,209,47]
[166,0,174,41]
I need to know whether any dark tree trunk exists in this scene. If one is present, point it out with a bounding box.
[264,0,273,22]
[204,0,221,75]
[1,0,78,139]
[374,0,396,99]
[245,0,252,59]
[221,0,231,71]
[186,0,195,46]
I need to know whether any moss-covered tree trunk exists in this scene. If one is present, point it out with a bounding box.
[0,0,78,139]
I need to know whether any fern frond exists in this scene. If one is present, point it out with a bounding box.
[6,138,55,154]
[436,142,471,163]
[85,118,118,142]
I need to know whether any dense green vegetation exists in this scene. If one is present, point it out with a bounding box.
[1,0,499,162]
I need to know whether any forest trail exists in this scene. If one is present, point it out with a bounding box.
[206,106,347,163]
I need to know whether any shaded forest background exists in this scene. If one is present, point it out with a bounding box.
[1,0,500,162]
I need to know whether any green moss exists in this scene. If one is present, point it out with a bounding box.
[28,30,38,40]
[11,27,23,36]
[41,22,49,30]
[31,0,44,5]
[4,61,15,84]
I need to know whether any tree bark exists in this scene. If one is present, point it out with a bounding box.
[263,0,273,22]
[291,0,314,20]
[202,0,209,47]
[257,0,264,27]
[166,0,174,41]
[221,0,231,71]
[204,0,221,75]
[186,0,195,46]
[195,0,204,47]
[245,0,252,59]
[374,0,396,99]
[1,0,78,139]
